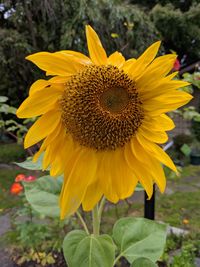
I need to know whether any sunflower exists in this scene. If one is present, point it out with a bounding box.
[17,26,192,219]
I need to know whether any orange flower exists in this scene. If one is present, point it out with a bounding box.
[15,174,26,182]
[10,183,23,195]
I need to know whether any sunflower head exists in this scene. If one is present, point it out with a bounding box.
[60,65,143,151]
[17,25,192,219]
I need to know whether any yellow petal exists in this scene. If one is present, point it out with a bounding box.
[86,25,107,65]
[60,148,97,219]
[111,148,138,199]
[42,126,65,170]
[98,151,119,203]
[124,143,153,199]
[42,122,62,150]
[131,138,166,193]
[136,134,177,172]
[138,127,168,144]
[142,114,175,131]
[82,180,103,211]
[49,76,70,84]
[141,80,190,100]
[26,52,84,76]
[128,41,161,78]
[166,71,178,80]
[150,159,166,193]
[24,109,61,148]
[122,58,136,73]
[108,51,125,68]
[29,79,50,95]
[32,123,62,163]
[16,86,63,118]
[100,148,137,202]
[136,54,177,87]
[43,145,52,170]
[50,134,74,177]
[57,50,92,64]
[143,91,193,116]
[59,146,81,204]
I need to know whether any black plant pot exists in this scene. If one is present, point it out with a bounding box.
[190,153,200,165]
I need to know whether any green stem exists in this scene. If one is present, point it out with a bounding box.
[76,211,90,235]
[98,196,106,222]
[92,204,100,236]
[113,254,123,267]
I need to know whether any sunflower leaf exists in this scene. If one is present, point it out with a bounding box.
[131,257,158,267]
[112,217,167,264]
[15,154,44,170]
[63,230,115,267]
[23,175,63,217]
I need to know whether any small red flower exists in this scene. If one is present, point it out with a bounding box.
[10,183,23,195]
[15,174,26,182]
[173,58,181,71]
[24,175,36,182]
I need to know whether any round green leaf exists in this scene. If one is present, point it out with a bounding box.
[63,231,115,267]
[131,257,158,267]
[23,175,63,217]
[113,217,167,264]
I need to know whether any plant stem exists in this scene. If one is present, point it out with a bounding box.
[76,211,90,235]
[98,196,106,222]
[113,254,122,267]
[92,204,100,236]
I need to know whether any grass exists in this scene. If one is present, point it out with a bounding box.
[157,191,200,231]
[179,164,200,178]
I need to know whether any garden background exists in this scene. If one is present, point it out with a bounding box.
[0,0,200,266]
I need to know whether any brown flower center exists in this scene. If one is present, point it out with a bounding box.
[60,65,144,150]
[100,86,129,113]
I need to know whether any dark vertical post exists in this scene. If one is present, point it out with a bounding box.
[144,184,155,220]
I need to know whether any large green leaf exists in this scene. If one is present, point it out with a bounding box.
[113,217,167,264]
[23,175,63,217]
[63,230,115,267]
[15,154,44,170]
[131,257,158,267]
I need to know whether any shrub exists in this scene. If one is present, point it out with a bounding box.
[150,3,200,62]
[60,1,162,58]
[0,0,161,107]
[0,143,26,163]
[129,0,195,11]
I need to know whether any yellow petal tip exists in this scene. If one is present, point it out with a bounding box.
[154,40,161,49]
[16,108,23,118]
[25,55,32,61]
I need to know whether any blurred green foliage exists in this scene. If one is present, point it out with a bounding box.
[0,0,161,107]
[130,0,196,11]
[0,143,26,163]
[151,3,200,61]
